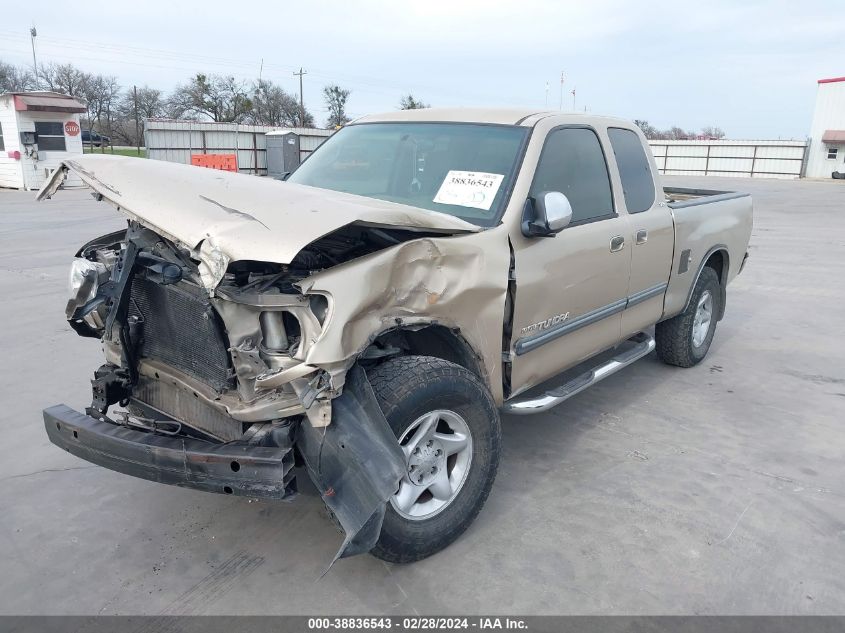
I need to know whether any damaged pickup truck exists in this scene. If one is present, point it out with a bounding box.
[40,109,752,563]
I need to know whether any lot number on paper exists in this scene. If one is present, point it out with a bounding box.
[433,171,504,211]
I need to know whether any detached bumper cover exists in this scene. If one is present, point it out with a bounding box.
[43,405,295,499]
[297,366,406,562]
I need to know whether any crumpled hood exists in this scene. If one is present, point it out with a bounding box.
[38,155,479,267]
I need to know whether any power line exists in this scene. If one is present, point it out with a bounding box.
[0,30,548,109]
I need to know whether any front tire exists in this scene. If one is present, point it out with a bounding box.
[367,356,501,563]
[655,267,721,367]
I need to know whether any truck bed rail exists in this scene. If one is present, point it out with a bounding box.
[664,187,750,209]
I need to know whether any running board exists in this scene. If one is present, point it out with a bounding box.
[502,332,656,415]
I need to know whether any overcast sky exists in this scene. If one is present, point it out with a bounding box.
[2,0,842,137]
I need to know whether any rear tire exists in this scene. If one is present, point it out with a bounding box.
[655,267,721,367]
[367,355,501,563]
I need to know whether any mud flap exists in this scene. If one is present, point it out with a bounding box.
[296,365,405,564]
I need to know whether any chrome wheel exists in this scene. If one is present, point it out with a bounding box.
[692,290,713,348]
[390,409,473,521]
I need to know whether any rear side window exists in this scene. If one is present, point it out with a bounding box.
[608,127,654,213]
[35,122,67,151]
[530,127,614,224]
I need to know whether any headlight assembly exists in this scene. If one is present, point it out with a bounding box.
[68,257,106,305]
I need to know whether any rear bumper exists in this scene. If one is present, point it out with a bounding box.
[43,404,296,499]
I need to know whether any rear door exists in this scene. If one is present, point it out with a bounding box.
[606,127,675,337]
[508,126,631,397]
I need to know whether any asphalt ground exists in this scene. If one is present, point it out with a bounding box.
[0,175,843,615]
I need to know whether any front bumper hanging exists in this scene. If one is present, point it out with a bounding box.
[43,405,296,499]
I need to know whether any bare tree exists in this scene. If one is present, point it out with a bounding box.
[666,126,694,141]
[0,61,36,92]
[121,86,166,120]
[37,63,89,96]
[700,126,726,139]
[107,86,166,146]
[249,79,309,127]
[633,119,660,139]
[399,93,430,110]
[168,73,253,122]
[81,74,119,133]
[323,84,351,128]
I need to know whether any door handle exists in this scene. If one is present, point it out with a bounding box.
[636,229,648,245]
[610,236,625,252]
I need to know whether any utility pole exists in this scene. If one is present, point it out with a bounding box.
[545,81,549,108]
[133,85,141,157]
[571,87,576,111]
[558,72,565,110]
[293,67,307,127]
[30,27,37,76]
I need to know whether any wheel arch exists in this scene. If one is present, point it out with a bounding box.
[683,245,729,320]
[365,323,490,391]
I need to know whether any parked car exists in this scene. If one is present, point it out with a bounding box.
[38,109,752,564]
[81,130,110,147]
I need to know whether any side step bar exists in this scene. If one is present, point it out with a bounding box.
[502,332,656,415]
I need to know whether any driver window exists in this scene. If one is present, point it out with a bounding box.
[531,128,614,225]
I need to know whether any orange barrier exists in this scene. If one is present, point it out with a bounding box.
[191,153,238,172]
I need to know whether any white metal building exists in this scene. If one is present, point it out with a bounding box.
[805,76,845,178]
[0,92,85,190]
[144,119,333,176]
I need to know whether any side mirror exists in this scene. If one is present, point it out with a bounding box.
[522,191,573,237]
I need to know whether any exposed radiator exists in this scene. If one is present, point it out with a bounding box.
[128,276,233,392]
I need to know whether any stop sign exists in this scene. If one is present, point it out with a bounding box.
[65,121,80,136]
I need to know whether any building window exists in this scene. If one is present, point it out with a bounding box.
[35,122,67,151]
[828,147,839,160]
[0,122,4,151]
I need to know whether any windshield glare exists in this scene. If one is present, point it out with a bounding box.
[287,122,528,226]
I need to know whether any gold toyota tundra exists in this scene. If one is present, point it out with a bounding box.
[39,109,752,564]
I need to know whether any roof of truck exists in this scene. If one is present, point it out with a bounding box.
[353,107,635,128]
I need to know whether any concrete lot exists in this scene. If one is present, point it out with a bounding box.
[0,176,844,615]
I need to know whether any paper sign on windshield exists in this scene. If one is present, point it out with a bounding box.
[433,171,505,211]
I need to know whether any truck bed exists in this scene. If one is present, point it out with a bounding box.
[664,187,750,208]
[660,186,753,320]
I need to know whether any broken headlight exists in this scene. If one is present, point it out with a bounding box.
[68,257,107,305]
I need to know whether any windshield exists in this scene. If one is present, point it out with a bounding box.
[287,122,528,226]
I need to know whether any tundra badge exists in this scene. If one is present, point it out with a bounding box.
[520,312,570,336]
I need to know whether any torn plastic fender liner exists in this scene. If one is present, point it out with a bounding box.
[297,365,405,561]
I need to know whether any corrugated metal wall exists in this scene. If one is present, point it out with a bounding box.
[145,120,809,181]
[144,119,334,175]
[648,139,807,179]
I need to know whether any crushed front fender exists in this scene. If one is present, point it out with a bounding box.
[296,365,405,562]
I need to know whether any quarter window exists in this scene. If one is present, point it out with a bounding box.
[530,127,614,224]
[35,122,67,151]
[828,147,839,160]
[0,122,4,151]
[608,127,655,213]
